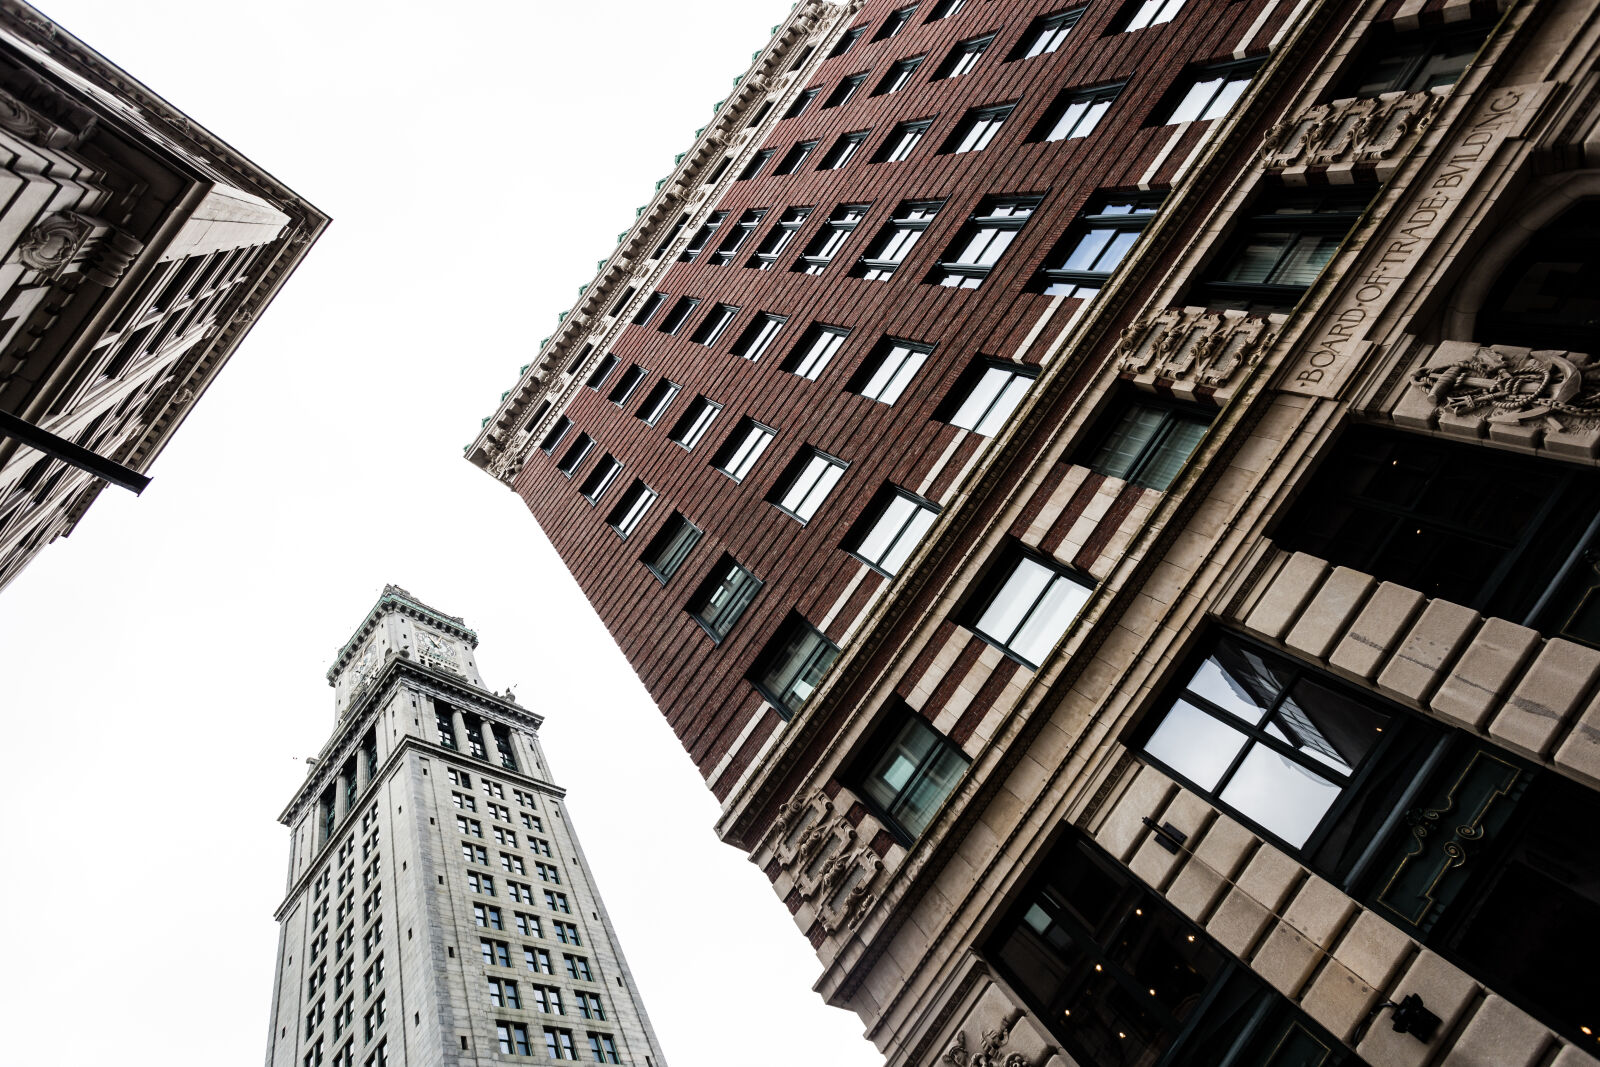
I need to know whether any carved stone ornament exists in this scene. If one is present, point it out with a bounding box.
[815,843,883,933]
[1408,345,1600,425]
[1259,89,1444,170]
[18,211,95,275]
[1112,306,1273,389]
[771,788,833,865]
[0,85,89,148]
[942,1016,1031,1067]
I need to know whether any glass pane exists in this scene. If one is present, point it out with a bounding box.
[1048,100,1088,141]
[976,557,1054,645]
[1167,78,1219,123]
[975,374,1032,436]
[1186,651,1278,722]
[1222,232,1292,284]
[895,743,968,837]
[1136,416,1208,489]
[1144,700,1249,790]
[951,367,1010,430]
[1093,230,1139,272]
[1273,678,1388,775]
[1089,405,1166,479]
[876,347,928,404]
[1219,744,1340,847]
[1270,232,1342,286]
[857,495,916,565]
[1061,227,1115,271]
[1199,75,1249,120]
[862,720,938,809]
[882,504,938,574]
[1010,575,1091,664]
[794,460,845,520]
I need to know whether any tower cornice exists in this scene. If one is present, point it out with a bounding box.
[326,584,480,683]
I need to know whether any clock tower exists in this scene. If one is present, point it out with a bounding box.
[265,586,670,1067]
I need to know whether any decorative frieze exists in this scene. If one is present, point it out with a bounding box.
[1112,306,1273,395]
[1258,89,1444,172]
[942,1018,1031,1067]
[1392,340,1600,456]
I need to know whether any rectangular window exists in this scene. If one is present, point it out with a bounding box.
[932,196,1039,288]
[555,434,593,477]
[944,361,1035,436]
[526,947,553,974]
[874,55,925,95]
[631,292,666,326]
[730,313,788,360]
[795,203,869,274]
[1012,8,1082,58]
[711,209,767,265]
[849,337,932,405]
[1277,427,1600,636]
[1118,0,1184,31]
[634,379,679,426]
[1082,396,1210,490]
[480,939,511,967]
[688,303,739,345]
[1338,21,1491,97]
[641,514,703,582]
[577,455,621,503]
[928,0,964,19]
[770,448,847,523]
[823,73,867,109]
[874,119,931,163]
[846,486,940,575]
[783,87,820,119]
[969,545,1093,667]
[544,1029,577,1060]
[818,130,869,170]
[1196,187,1370,311]
[1033,83,1121,142]
[539,417,572,454]
[747,207,811,270]
[780,324,850,381]
[688,555,762,641]
[711,419,776,482]
[943,103,1014,155]
[1039,192,1163,299]
[667,397,721,449]
[1162,59,1261,124]
[563,955,593,981]
[875,4,916,39]
[498,1022,533,1056]
[605,365,645,406]
[851,704,969,841]
[853,200,942,280]
[651,215,687,260]
[935,34,994,78]
[773,139,819,175]
[589,1034,621,1064]
[679,212,728,262]
[606,480,656,538]
[751,614,840,715]
[737,149,774,181]
[657,297,700,335]
[584,355,618,390]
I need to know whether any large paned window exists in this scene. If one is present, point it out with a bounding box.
[585,354,618,390]
[853,200,943,280]
[932,196,1040,288]
[1012,8,1082,59]
[631,292,665,326]
[668,397,721,450]
[936,34,994,79]
[1276,426,1600,644]
[1337,20,1492,97]
[1038,193,1162,299]
[944,361,1035,436]
[750,615,839,715]
[687,555,761,641]
[539,417,572,454]
[796,203,869,274]
[1034,83,1121,142]
[969,546,1092,667]
[1160,60,1261,124]
[747,207,811,270]
[850,704,969,841]
[1082,396,1210,490]
[943,104,1015,154]
[846,487,939,575]
[736,149,774,182]
[770,448,847,523]
[641,514,701,582]
[783,87,821,119]
[657,296,701,335]
[711,418,776,482]
[774,140,820,176]
[781,324,850,380]
[1196,188,1370,312]
[605,480,656,538]
[990,830,1361,1067]
[605,365,644,406]
[875,4,916,39]
[848,337,932,405]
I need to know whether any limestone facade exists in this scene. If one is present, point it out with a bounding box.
[265,588,668,1067]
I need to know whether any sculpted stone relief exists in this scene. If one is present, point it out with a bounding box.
[1112,306,1273,390]
[1259,89,1444,170]
[942,1016,1031,1067]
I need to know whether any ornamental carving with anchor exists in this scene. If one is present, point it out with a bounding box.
[942,1016,1030,1067]
[1409,346,1600,429]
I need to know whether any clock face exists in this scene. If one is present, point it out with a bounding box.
[419,631,458,663]
[351,644,376,686]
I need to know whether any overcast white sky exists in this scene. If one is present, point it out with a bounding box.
[0,2,883,1064]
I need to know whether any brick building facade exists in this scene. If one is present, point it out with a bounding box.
[472,0,1600,1064]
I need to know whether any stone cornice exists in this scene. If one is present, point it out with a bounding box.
[327,585,480,682]
[465,0,850,482]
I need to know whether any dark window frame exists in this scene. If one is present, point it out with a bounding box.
[686,554,763,643]
[640,514,703,583]
[845,700,970,844]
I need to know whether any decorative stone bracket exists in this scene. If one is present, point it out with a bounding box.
[1259,89,1444,173]
[16,210,141,285]
[770,787,833,865]
[813,843,882,933]
[1112,305,1274,397]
